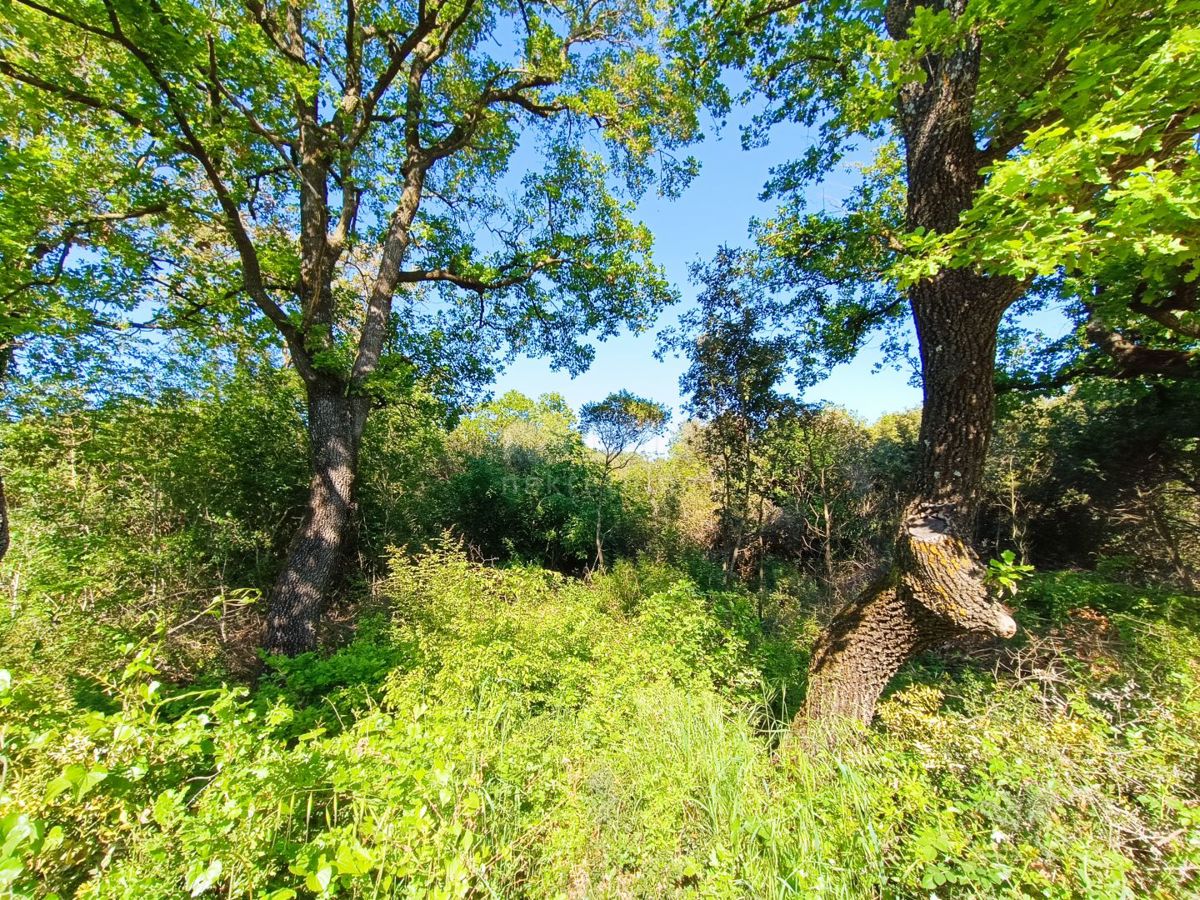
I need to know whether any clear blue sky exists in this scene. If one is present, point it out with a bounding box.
[492,102,926,424]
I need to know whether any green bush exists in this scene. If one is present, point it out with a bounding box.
[1,559,1196,898]
[0,366,307,682]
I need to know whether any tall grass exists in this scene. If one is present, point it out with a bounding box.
[1,553,1196,897]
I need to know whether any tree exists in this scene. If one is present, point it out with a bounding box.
[663,248,802,584]
[693,0,1200,724]
[579,390,668,570]
[922,15,1200,390]
[1,0,703,653]
[762,406,873,590]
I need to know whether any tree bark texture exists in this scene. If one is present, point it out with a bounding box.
[262,168,425,655]
[799,0,1022,727]
[803,505,1017,722]
[263,383,369,655]
[0,470,10,565]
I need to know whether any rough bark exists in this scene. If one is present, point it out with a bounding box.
[804,505,1017,723]
[263,382,369,655]
[799,0,1022,728]
[0,472,10,565]
[803,574,919,725]
[262,164,426,654]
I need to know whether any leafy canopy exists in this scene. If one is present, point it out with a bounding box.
[0,0,708,404]
[580,390,670,466]
[684,0,1200,379]
[663,247,803,433]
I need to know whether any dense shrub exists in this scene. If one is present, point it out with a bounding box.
[0,365,307,678]
[986,380,1200,586]
[1,555,1196,898]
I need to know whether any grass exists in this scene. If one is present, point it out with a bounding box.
[1,554,1197,898]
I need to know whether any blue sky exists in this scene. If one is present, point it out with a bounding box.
[493,106,927,426]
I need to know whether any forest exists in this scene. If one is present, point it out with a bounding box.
[0,0,1198,897]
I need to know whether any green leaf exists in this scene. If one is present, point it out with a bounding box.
[44,776,73,803]
[305,863,334,894]
[75,766,109,800]
[334,842,373,877]
[188,859,223,896]
[0,857,24,890]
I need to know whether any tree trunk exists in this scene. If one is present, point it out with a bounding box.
[263,381,369,655]
[820,468,834,588]
[801,429,1019,723]
[805,576,931,723]
[757,493,766,595]
[802,291,1016,723]
[797,0,1022,728]
[594,484,607,573]
[0,458,9,564]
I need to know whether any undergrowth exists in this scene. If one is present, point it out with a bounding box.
[1,555,1197,898]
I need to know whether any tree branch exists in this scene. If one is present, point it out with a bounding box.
[89,0,316,381]
[0,202,170,309]
[346,0,441,150]
[425,71,557,163]
[395,256,565,293]
[1130,279,1200,340]
[208,74,299,164]
[243,0,309,66]
[1085,317,1200,380]
[0,55,147,130]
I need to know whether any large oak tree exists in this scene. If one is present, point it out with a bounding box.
[0,0,702,653]
[689,0,1200,723]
